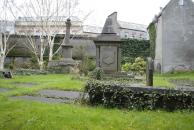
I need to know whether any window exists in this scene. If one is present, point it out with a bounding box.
[125,32,129,38]
[179,0,184,6]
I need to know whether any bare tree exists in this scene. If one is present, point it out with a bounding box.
[10,0,91,70]
[0,0,16,70]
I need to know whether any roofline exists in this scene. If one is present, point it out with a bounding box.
[118,20,147,27]
[119,27,147,32]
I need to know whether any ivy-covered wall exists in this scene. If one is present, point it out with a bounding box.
[121,39,150,64]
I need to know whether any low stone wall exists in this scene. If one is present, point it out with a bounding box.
[5,57,31,68]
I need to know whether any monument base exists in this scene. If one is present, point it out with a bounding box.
[48,58,76,74]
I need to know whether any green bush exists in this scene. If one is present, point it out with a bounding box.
[122,63,132,72]
[92,67,104,80]
[79,57,96,76]
[85,80,194,111]
[122,57,146,75]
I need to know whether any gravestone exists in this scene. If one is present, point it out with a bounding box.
[146,57,154,86]
[94,12,122,74]
[48,18,76,73]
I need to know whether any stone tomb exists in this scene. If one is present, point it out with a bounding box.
[94,35,122,74]
[94,12,122,74]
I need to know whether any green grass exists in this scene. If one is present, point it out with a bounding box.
[154,72,194,88]
[0,96,194,130]
[0,74,86,97]
[0,74,194,130]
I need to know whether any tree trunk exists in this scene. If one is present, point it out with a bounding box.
[39,37,44,71]
[49,45,53,61]
[0,55,5,70]
[39,61,43,71]
[39,52,44,71]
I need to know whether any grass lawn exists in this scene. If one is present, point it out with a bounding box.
[0,74,86,97]
[154,72,194,88]
[0,74,194,130]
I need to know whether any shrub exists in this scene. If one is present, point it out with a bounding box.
[79,57,96,76]
[122,63,132,72]
[85,80,194,111]
[92,67,104,80]
[122,57,146,75]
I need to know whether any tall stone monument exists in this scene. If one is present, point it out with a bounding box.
[48,18,75,73]
[94,12,122,74]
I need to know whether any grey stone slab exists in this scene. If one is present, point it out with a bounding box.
[0,88,8,93]
[11,90,87,104]
[38,90,84,100]
[11,96,71,103]
[14,82,38,87]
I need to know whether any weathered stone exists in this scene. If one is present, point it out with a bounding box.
[146,57,154,86]
[48,18,76,73]
[94,12,122,74]
[11,90,86,104]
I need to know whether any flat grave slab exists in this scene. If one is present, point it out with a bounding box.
[12,95,69,103]
[0,88,9,93]
[38,90,83,100]
[11,89,86,104]
[13,82,38,87]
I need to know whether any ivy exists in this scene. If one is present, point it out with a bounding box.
[121,39,150,64]
[85,80,194,111]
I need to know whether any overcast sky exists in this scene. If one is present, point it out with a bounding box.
[79,0,171,26]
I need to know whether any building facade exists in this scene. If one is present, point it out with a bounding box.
[0,20,15,34]
[118,21,148,40]
[152,0,194,73]
[15,17,83,36]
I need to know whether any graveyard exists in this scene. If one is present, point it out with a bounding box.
[1,0,194,129]
[0,73,194,130]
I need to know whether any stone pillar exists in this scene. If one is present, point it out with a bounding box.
[47,18,75,73]
[65,18,71,45]
[62,18,73,60]
[146,57,154,86]
[62,45,73,59]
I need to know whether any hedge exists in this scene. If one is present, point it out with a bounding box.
[85,80,194,111]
